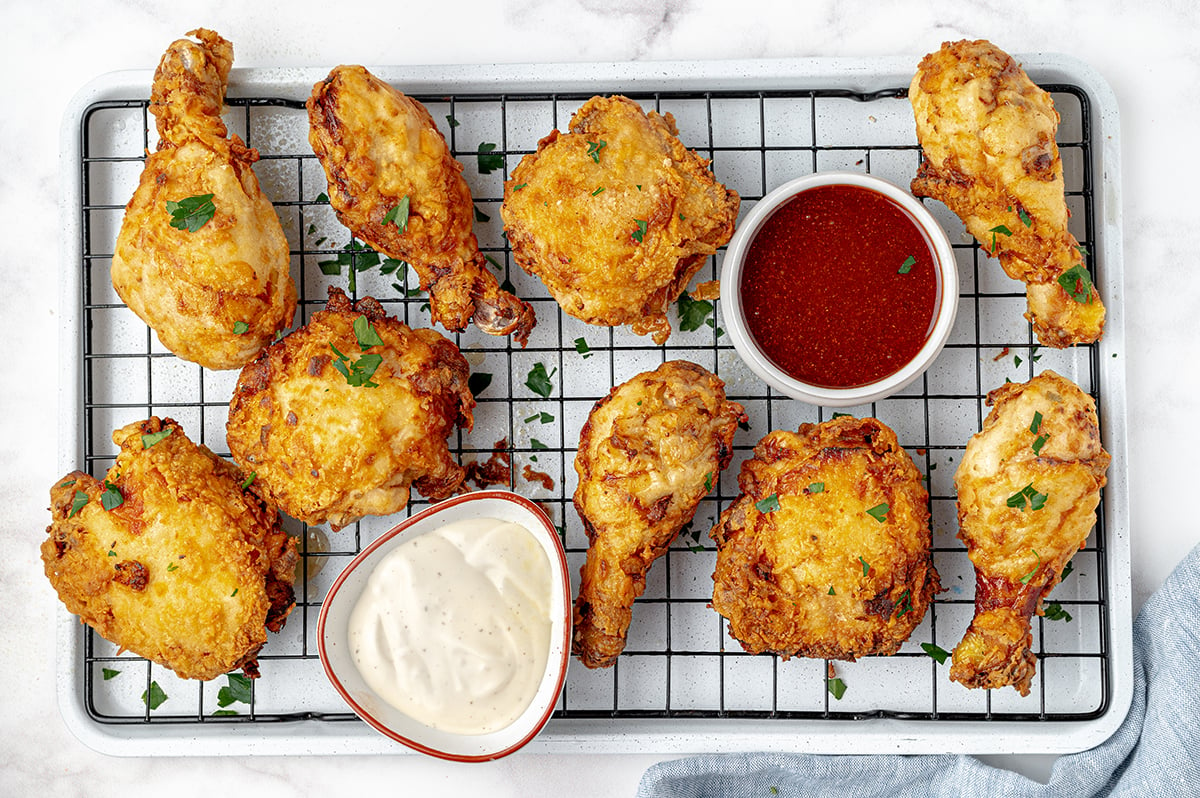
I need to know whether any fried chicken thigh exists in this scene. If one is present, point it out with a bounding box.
[111,30,296,370]
[711,417,938,660]
[42,417,296,680]
[572,360,746,668]
[951,370,1110,694]
[307,66,534,345]
[910,39,1104,348]
[226,287,474,531]
[502,95,740,344]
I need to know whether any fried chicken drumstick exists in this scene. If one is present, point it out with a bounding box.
[951,370,1110,694]
[307,65,535,345]
[111,30,296,370]
[572,360,746,668]
[910,39,1104,348]
[42,418,296,680]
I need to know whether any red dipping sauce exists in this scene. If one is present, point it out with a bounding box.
[739,184,940,389]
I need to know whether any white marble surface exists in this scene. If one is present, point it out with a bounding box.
[4,0,1198,794]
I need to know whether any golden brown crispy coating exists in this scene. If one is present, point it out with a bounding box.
[42,417,296,681]
[501,95,740,344]
[226,287,474,531]
[910,39,1104,347]
[951,370,1110,694]
[307,65,534,345]
[711,417,938,660]
[111,30,296,370]
[572,361,745,668]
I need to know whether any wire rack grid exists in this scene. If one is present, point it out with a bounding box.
[71,80,1109,733]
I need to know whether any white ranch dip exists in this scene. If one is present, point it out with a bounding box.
[348,517,552,735]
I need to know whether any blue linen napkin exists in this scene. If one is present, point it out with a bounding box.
[638,544,1200,797]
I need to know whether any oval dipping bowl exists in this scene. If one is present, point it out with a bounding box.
[720,171,958,407]
[317,490,571,761]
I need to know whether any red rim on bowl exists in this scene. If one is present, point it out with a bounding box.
[720,171,958,407]
[316,490,571,761]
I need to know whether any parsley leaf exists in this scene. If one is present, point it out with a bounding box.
[141,428,173,450]
[987,224,1012,254]
[142,681,168,710]
[445,114,459,129]
[894,588,913,617]
[1007,484,1048,513]
[1033,434,1049,456]
[585,140,607,163]
[921,642,951,664]
[330,343,382,388]
[755,494,780,514]
[827,677,847,700]
[703,472,714,492]
[828,586,836,595]
[591,186,605,196]
[1018,549,1043,584]
[232,321,249,335]
[474,205,490,223]
[865,503,889,523]
[574,337,593,358]
[859,556,871,576]
[477,142,504,174]
[1057,264,1095,303]
[525,363,557,398]
[1017,207,1032,228]
[677,291,715,332]
[217,673,253,707]
[102,668,121,680]
[1044,602,1073,622]
[165,194,216,233]
[1030,411,1043,434]
[524,412,554,424]
[353,315,384,350]
[806,482,825,494]
[1061,562,1075,581]
[468,372,493,398]
[631,219,649,243]
[898,255,916,274]
[382,196,410,233]
[530,439,548,450]
[101,480,124,511]
[240,471,256,490]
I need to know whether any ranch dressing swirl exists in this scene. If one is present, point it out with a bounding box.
[348,517,552,735]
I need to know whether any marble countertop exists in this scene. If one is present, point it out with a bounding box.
[4,1,1198,794]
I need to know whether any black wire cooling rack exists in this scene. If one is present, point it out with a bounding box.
[71,81,1110,731]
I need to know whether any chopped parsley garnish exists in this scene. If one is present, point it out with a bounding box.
[1017,207,1032,227]
[232,321,250,335]
[1014,354,1023,368]
[865,503,889,523]
[1044,602,1073,622]
[142,681,168,710]
[525,362,557,398]
[1057,264,1095,303]
[827,586,836,596]
[100,480,124,511]
[1061,561,1075,581]
[530,439,548,450]
[240,471,256,490]
[165,193,216,233]
[591,186,605,196]
[512,182,527,192]
[474,205,490,223]
[831,412,852,419]
[898,255,916,274]
[1030,411,1043,434]
[317,237,383,293]
[585,140,607,163]
[67,490,88,518]
[755,494,780,514]
[102,668,121,680]
[703,472,714,492]
[1075,244,1090,258]
[382,196,410,233]
[315,192,329,203]
[827,677,848,700]
[921,642,951,664]
[231,588,239,597]
[807,482,825,494]
[1007,483,1048,513]
[524,412,554,424]
[894,588,913,618]
[167,562,179,572]
[445,114,459,129]
[330,343,382,388]
[987,224,1013,254]
[217,673,253,707]
[477,142,504,174]
[1018,549,1043,585]
[141,428,173,449]
[859,556,871,576]
[468,372,493,398]
[1033,434,1049,456]
[631,219,648,243]
[574,337,593,358]
[353,315,384,350]
[676,291,715,332]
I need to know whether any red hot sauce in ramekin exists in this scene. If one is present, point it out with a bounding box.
[739,184,940,389]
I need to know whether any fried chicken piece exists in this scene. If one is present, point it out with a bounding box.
[501,95,740,344]
[910,39,1104,348]
[711,417,938,660]
[572,360,746,668]
[110,30,296,370]
[41,417,296,680]
[307,66,534,345]
[951,370,1110,694]
[226,287,474,531]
